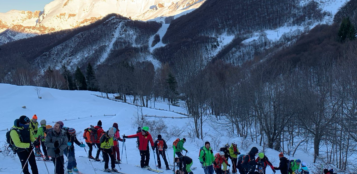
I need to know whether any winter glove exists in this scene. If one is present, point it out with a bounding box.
[234,152,238,155]
[79,144,85,148]
[123,138,126,142]
[54,141,59,148]
[273,169,276,173]
[83,137,87,140]
[67,142,72,147]
[185,150,188,153]
[227,164,231,167]
[123,135,127,139]
[54,148,60,154]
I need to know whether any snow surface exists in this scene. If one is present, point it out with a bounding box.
[149,19,170,53]
[0,83,327,174]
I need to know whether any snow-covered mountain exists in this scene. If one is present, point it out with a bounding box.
[0,0,205,45]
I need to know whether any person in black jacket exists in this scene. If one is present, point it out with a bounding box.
[154,134,170,170]
[175,156,193,174]
[64,128,85,173]
[274,153,288,174]
[242,147,258,174]
[237,154,246,174]
[219,144,230,160]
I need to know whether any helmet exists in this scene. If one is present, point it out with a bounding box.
[142,126,149,132]
[258,152,264,159]
[296,159,301,163]
[68,128,76,135]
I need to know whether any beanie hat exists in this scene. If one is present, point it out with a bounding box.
[97,120,102,127]
[183,138,186,142]
[158,134,162,139]
[40,119,46,125]
[225,143,229,148]
[205,141,210,145]
[296,159,301,163]
[113,123,118,130]
[258,152,265,159]
[56,121,64,128]
[19,115,30,124]
[108,127,115,137]
[279,152,284,158]
[32,114,38,120]
[68,128,76,134]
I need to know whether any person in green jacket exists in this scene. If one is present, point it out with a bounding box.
[229,143,240,173]
[10,116,39,174]
[199,141,215,174]
[290,159,301,174]
[34,119,49,160]
[175,138,188,157]
[30,114,39,135]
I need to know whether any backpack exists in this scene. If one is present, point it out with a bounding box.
[287,160,294,174]
[199,146,206,162]
[90,127,99,142]
[241,154,251,164]
[157,140,164,151]
[6,128,22,153]
[44,125,52,138]
[100,134,109,143]
[173,138,180,148]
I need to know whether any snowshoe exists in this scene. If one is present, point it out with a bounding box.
[112,168,119,173]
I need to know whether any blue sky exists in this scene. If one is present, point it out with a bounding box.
[0,0,53,13]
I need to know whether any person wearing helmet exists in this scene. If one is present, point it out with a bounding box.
[10,116,39,174]
[289,159,302,174]
[123,126,154,168]
[64,128,85,174]
[255,152,275,174]
[214,151,231,174]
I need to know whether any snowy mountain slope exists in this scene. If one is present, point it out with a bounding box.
[0,0,205,45]
[0,84,343,173]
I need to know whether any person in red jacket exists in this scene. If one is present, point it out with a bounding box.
[113,123,124,164]
[124,126,154,168]
[214,152,230,174]
[256,153,275,174]
[94,120,104,161]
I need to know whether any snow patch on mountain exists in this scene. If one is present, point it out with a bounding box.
[149,21,170,53]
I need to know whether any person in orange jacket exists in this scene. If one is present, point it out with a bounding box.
[83,127,94,159]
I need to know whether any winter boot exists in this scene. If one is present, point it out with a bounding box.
[73,167,79,172]
[88,156,94,159]
[94,158,101,161]
[67,169,73,174]
[104,168,111,172]
[112,168,119,172]
[157,165,162,169]
[166,167,171,170]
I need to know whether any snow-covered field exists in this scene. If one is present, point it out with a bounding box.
[0,84,325,173]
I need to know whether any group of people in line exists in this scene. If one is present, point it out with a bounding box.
[7,114,332,174]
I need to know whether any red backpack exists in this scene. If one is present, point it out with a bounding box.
[173,138,180,148]
[157,140,164,151]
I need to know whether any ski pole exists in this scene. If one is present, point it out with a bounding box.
[39,143,50,174]
[84,147,98,174]
[124,141,128,164]
[152,149,157,170]
[166,150,171,164]
[20,148,34,174]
